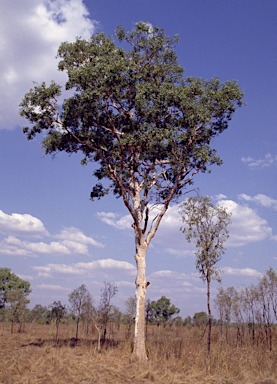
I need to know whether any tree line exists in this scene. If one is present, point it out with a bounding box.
[215,267,277,350]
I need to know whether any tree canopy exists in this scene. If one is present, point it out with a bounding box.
[147,296,180,326]
[0,268,31,309]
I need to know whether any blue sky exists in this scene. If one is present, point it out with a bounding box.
[0,0,276,316]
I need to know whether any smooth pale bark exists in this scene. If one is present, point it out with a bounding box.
[207,276,212,356]
[132,241,148,361]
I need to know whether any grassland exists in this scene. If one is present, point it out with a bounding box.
[1,322,277,384]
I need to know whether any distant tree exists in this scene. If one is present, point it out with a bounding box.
[30,304,50,324]
[98,282,118,341]
[80,293,95,337]
[193,311,208,327]
[147,296,180,326]
[214,286,233,342]
[49,301,66,342]
[20,22,244,360]
[180,196,231,355]
[123,296,136,337]
[183,315,193,327]
[68,284,92,339]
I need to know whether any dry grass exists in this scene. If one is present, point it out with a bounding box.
[1,323,277,384]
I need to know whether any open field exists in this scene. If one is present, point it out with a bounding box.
[1,323,277,384]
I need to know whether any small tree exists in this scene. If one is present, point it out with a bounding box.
[98,282,118,341]
[124,296,136,337]
[68,284,92,340]
[193,311,208,327]
[179,196,231,355]
[147,296,180,326]
[20,23,243,361]
[49,301,66,342]
[30,304,50,324]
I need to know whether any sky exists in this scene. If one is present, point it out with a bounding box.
[0,0,276,317]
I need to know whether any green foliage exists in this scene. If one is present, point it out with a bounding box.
[0,268,31,309]
[193,311,208,327]
[49,301,66,323]
[30,304,50,324]
[179,196,231,283]
[20,23,244,216]
[147,296,180,326]
[68,284,92,318]
[97,282,118,340]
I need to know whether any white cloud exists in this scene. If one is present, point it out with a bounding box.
[2,236,71,255]
[0,0,98,130]
[0,209,48,237]
[37,284,70,292]
[241,153,277,168]
[222,267,263,278]
[32,258,136,278]
[96,212,133,230]
[218,199,272,247]
[0,212,104,256]
[56,227,104,248]
[239,193,277,211]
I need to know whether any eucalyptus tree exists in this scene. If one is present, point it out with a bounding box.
[19,23,243,361]
[68,284,92,339]
[179,196,231,355]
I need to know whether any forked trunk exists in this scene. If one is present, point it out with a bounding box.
[131,243,148,361]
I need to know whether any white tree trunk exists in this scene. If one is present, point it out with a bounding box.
[131,242,148,361]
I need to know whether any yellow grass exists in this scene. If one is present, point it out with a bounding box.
[1,323,277,384]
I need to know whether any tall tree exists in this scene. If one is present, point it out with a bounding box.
[19,23,243,361]
[179,196,231,355]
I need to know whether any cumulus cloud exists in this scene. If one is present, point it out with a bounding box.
[222,267,263,278]
[56,227,104,248]
[37,284,70,292]
[241,153,277,168]
[32,258,136,278]
[96,212,133,230]
[239,193,277,211]
[0,0,98,130]
[218,199,272,247]
[0,209,104,256]
[0,210,48,237]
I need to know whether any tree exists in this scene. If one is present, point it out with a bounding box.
[179,196,231,355]
[98,282,118,341]
[49,301,67,342]
[193,311,208,327]
[147,296,180,326]
[68,284,92,339]
[0,268,31,332]
[19,23,244,361]
[123,296,136,337]
[0,268,31,309]
[30,304,51,324]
